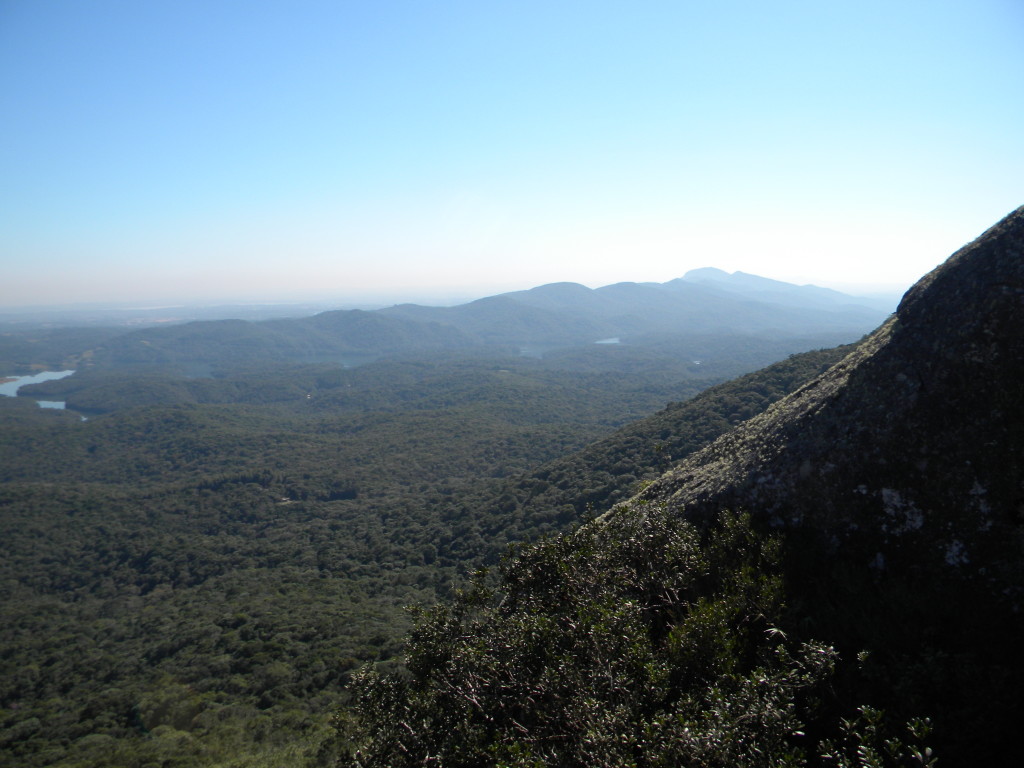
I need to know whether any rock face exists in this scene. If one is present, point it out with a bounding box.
[639,206,1024,593]
[628,207,1024,764]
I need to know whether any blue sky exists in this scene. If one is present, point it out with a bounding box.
[1,0,1022,307]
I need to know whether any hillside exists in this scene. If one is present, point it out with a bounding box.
[641,208,1024,532]
[452,344,856,540]
[339,207,1024,767]
[632,204,1024,763]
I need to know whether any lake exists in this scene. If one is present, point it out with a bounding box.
[0,370,75,408]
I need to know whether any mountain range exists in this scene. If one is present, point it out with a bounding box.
[66,272,890,369]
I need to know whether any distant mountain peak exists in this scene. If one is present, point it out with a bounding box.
[681,267,732,281]
[526,281,593,293]
[675,266,897,313]
[681,267,788,285]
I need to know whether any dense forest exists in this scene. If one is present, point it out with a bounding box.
[1,316,855,767]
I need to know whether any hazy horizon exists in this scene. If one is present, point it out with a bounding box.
[2,1,1021,309]
[0,268,910,319]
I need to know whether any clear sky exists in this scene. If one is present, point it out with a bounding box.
[1,0,1022,308]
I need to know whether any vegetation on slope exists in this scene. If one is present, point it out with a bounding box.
[335,509,936,767]
[1,342,847,767]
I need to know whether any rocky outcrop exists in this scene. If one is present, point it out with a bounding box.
[617,207,1024,764]
[634,205,1024,595]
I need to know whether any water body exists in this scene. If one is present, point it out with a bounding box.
[0,370,75,408]
[594,337,621,345]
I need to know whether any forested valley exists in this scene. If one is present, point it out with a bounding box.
[0,315,855,767]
